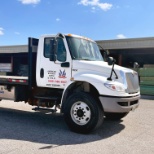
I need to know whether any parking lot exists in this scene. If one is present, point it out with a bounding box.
[0,97,154,154]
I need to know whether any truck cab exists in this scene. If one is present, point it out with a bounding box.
[0,33,140,134]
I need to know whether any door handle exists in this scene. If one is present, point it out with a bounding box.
[40,68,44,78]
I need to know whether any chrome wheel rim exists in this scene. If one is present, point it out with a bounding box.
[70,101,91,125]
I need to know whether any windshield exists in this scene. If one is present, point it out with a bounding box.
[66,36,104,61]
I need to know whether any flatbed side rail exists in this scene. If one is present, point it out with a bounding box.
[0,76,28,85]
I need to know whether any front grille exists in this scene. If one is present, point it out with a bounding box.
[126,72,140,94]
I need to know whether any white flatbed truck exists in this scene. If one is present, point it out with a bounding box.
[0,33,140,133]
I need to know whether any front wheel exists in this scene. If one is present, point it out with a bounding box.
[64,92,104,134]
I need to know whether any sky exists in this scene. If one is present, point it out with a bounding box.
[0,0,154,45]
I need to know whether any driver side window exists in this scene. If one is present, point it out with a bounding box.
[44,37,53,58]
[44,37,66,62]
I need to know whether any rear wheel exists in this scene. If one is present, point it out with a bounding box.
[105,112,129,120]
[64,92,104,134]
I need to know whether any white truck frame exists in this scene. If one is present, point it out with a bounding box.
[0,33,140,133]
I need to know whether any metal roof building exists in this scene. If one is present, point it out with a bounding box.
[0,45,28,53]
[0,37,154,67]
[96,37,154,67]
[96,37,154,49]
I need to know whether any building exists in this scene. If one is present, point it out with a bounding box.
[0,45,28,54]
[96,37,154,68]
[0,37,154,68]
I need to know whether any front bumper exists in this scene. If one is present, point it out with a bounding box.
[99,94,140,113]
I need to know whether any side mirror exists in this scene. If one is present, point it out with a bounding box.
[107,57,115,65]
[133,62,139,68]
[50,39,57,61]
[50,54,57,62]
[107,57,118,80]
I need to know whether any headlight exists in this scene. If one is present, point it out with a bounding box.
[104,83,125,92]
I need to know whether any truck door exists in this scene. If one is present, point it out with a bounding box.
[36,36,72,89]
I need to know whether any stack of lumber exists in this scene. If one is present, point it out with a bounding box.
[139,65,154,95]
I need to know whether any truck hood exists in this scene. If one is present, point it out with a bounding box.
[72,60,133,79]
[72,60,139,95]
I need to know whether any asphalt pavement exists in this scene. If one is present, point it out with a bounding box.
[0,97,154,154]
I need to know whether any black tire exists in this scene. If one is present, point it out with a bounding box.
[105,112,129,120]
[63,92,104,134]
